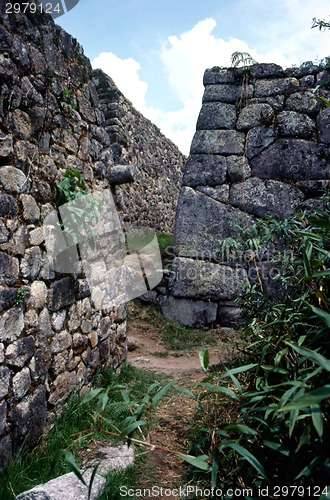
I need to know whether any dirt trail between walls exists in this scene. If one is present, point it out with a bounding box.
[125,302,240,499]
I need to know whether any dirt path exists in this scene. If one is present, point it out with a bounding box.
[125,301,239,498]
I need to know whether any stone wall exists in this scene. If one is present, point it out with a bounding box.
[93,69,185,233]
[0,2,183,466]
[162,63,330,327]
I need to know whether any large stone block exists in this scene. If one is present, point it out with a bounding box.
[20,247,42,281]
[285,92,321,116]
[277,111,315,139]
[230,178,304,219]
[49,278,76,312]
[317,108,330,144]
[190,130,245,155]
[161,295,218,327]
[203,67,237,85]
[6,336,35,368]
[19,194,41,223]
[174,187,252,259]
[246,125,277,159]
[0,307,24,343]
[0,286,16,312]
[12,367,31,400]
[182,154,226,186]
[48,372,77,406]
[9,386,47,453]
[249,63,284,79]
[0,193,18,216]
[0,167,28,193]
[0,251,19,285]
[250,139,330,181]
[0,366,10,400]
[203,84,253,103]
[196,102,236,130]
[236,103,274,130]
[170,257,248,300]
[255,77,299,97]
[0,134,13,163]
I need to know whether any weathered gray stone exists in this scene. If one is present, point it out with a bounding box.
[12,109,32,139]
[250,63,284,79]
[106,164,135,185]
[0,367,10,400]
[29,345,52,383]
[317,108,330,144]
[20,194,41,223]
[51,331,72,354]
[16,471,105,500]
[0,343,4,363]
[24,309,39,329]
[30,281,48,310]
[251,139,330,181]
[12,34,30,70]
[230,178,304,219]
[217,306,244,326]
[0,251,19,285]
[12,367,31,400]
[236,104,274,130]
[190,130,245,155]
[0,286,16,312]
[51,351,70,377]
[3,224,29,256]
[203,84,253,103]
[203,67,237,85]
[81,347,100,371]
[38,308,52,337]
[161,295,218,327]
[14,140,38,169]
[277,111,315,139]
[285,92,321,116]
[9,386,46,453]
[38,155,57,182]
[0,218,9,243]
[49,278,76,312]
[0,307,24,343]
[227,156,251,182]
[48,372,77,406]
[246,125,277,159]
[196,102,236,130]
[0,193,18,216]
[21,247,42,281]
[196,185,229,204]
[174,187,252,259]
[51,310,67,332]
[29,227,45,246]
[183,154,227,186]
[0,401,7,435]
[0,134,13,162]
[254,77,299,97]
[170,257,248,300]
[6,336,35,368]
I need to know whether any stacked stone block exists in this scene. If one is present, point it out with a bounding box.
[164,63,330,327]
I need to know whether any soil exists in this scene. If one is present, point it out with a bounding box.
[125,301,240,499]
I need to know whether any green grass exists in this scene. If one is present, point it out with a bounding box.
[161,322,219,352]
[0,363,167,500]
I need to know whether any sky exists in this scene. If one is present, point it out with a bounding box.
[57,0,330,155]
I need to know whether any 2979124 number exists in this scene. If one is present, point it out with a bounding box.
[5,2,62,15]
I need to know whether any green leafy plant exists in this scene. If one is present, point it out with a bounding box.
[182,196,330,491]
[231,51,258,68]
[312,17,330,31]
[15,288,29,307]
[55,169,102,248]
[58,87,77,115]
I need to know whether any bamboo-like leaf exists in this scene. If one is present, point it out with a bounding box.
[114,420,147,443]
[63,450,87,486]
[199,346,210,371]
[220,364,258,378]
[289,409,299,438]
[311,404,323,438]
[198,383,238,400]
[279,385,330,411]
[295,456,320,479]
[81,388,104,405]
[179,454,211,471]
[211,449,220,487]
[224,423,257,436]
[286,341,330,371]
[174,385,197,399]
[227,443,269,482]
[152,380,175,405]
[307,304,330,329]
[263,440,290,457]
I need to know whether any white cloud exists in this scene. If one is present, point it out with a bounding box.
[92,12,330,155]
[92,51,148,112]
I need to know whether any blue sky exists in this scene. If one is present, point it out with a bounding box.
[57,0,330,154]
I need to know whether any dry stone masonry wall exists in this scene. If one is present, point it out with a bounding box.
[0,2,184,466]
[163,63,330,327]
[93,69,185,233]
